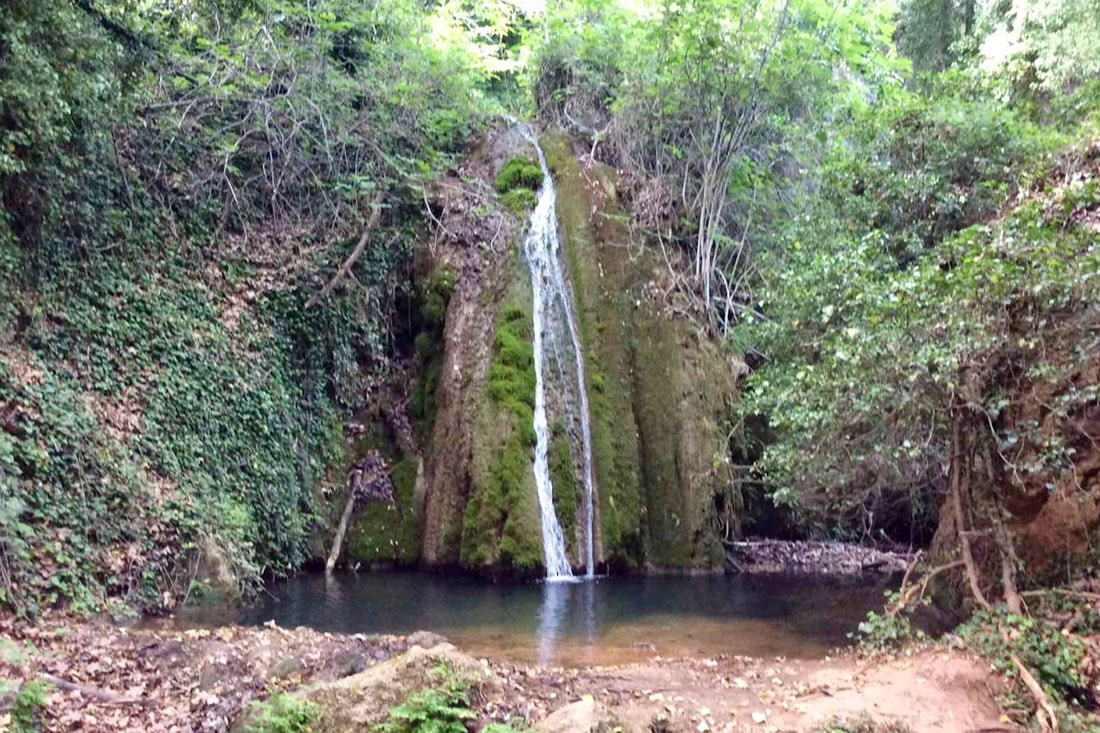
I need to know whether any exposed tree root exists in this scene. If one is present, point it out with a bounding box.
[1011,654,1058,732]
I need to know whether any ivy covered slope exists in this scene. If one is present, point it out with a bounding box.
[0,0,508,614]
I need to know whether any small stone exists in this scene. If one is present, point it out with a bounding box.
[752,711,767,724]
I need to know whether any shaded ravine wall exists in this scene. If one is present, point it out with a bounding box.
[347,129,740,574]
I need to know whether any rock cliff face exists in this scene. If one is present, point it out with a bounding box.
[347,128,741,574]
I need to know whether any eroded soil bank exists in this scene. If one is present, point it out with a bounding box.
[0,615,1007,732]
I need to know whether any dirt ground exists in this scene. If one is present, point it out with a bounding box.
[0,614,1012,732]
[484,650,1009,732]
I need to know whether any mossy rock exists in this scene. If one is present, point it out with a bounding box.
[422,265,456,327]
[495,156,543,194]
[460,287,543,575]
[541,130,737,571]
[348,457,422,566]
[549,423,579,557]
[542,131,644,568]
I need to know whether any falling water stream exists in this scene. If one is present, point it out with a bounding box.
[519,125,596,580]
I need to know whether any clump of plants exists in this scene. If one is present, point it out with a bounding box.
[3,679,51,732]
[852,590,929,652]
[495,157,543,194]
[500,188,537,215]
[374,664,479,733]
[958,608,1097,730]
[495,156,542,213]
[815,714,913,733]
[244,694,322,733]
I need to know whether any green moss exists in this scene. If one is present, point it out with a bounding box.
[500,188,537,215]
[542,131,644,569]
[410,320,444,446]
[422,266,456,327]
[549,423,578,556]
[460,290,543,575]
[348,456,422,565]
[495,156,543,194]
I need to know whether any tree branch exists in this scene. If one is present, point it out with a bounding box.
[305,192,384,309]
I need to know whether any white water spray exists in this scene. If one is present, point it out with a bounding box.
[519,126,597,580]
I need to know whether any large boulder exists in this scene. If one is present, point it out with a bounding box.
[303,643,496,732]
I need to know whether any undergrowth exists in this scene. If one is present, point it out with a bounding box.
[959,608,1098,730]
[244,693,322,733]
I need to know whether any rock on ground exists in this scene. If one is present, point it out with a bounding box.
[301,642,497,732]
[534,697,625,733]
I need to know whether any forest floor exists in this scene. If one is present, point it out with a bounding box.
[0,613,1012,733]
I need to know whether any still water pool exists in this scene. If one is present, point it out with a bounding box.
[195,572,894,667]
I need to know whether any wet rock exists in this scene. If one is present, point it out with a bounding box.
[534,697,627,733]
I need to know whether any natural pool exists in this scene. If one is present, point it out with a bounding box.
[182,571,895,667]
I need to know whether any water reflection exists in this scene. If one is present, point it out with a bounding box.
[536,579,599,665]
[536,581,568,665]
[180,571,896,666]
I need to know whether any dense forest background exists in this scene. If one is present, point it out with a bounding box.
[2,0,1099,723]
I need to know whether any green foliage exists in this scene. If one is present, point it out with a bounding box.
[374,665,477,733]
[0,0,513,613]
[853,592,927,651]
[734,84,1088,535]
[960,608,1096,728]
[9,679,51,733]
[244,693,322,733]
[500,188,538,215]
[494,157,543,194]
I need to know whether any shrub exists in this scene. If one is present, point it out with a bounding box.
[244,694,322,733]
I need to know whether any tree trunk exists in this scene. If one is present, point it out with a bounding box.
[325,488,357,575]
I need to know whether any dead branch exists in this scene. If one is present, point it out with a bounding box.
[887,556,965,617]
[325,486,359,575]
[305,191,384,309]
[38,674,147,706]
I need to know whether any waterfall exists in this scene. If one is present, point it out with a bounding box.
[519,127,597,580]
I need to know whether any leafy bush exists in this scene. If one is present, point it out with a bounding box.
[854,603,926,652]
[244,694,322,733]
[500,189,537,214]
